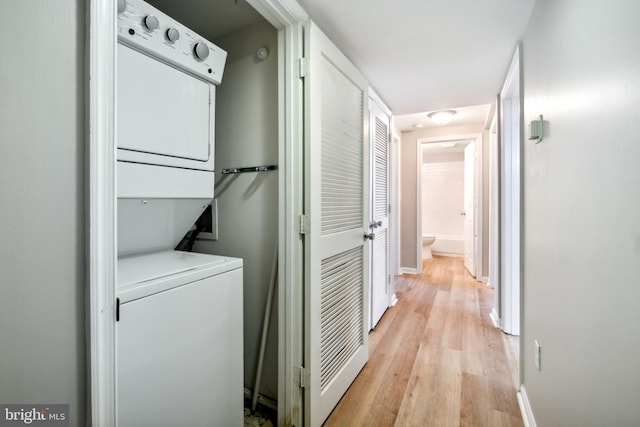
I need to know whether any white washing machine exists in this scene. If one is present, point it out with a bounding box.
[117,252,243,427]
[115,1,242,426]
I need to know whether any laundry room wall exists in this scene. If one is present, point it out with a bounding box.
[0,0,86,425]
[193,20,279,401]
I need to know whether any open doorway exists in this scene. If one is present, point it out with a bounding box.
[416,135,483,278]
[88,0,307,425]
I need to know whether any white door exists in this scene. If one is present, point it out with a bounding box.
[463,142,475,275]
[304,21,370,427]
[369,100,391,329]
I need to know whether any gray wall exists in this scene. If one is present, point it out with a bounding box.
[522,0,640,424]
[400,124,489,272]
[0,1,86,425]
[194,21,279,400]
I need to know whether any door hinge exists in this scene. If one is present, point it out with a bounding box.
[298,214,310,235]
[294,366,310,388]
[298,57,309,79]
[388,204,392,215]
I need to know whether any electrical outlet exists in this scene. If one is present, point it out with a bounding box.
[534,339,541,371]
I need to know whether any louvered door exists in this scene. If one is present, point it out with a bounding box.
[304,21,370,427]
[369,101,391,329]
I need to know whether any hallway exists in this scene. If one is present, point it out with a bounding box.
[323,256,522,427]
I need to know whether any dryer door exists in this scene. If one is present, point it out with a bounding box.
[117,43,214,170]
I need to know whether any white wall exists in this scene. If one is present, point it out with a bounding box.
[521,0,640,424]
[0,1,86,425]
[421,157,465,253]
[194,21,279,400]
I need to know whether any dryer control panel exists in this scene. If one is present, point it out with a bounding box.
[117,0,227,85]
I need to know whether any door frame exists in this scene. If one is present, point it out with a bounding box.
[489,108,501,324]
[416,134,483,277]
[495,45,523,337]
[87,0,308,425]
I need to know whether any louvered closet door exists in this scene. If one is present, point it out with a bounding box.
[369,102,391,329]
[304,21,370,427]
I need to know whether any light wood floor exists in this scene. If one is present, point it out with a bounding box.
[323,256,523,427]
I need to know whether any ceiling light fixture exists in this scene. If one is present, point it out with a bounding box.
[412,123,424,128]
[427,110,457,125]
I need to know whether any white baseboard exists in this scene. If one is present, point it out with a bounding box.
[389,293,398,307]
[489,308,501,329]
[399,267,419,275]
[480,276,489,283]
[517,385,537,427]
[431,251,462,257]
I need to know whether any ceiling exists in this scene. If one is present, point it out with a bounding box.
[146,0,535,127]
[394,104,492,132]
[296,0,535,117]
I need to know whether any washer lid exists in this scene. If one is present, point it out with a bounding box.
[117,250,242,301]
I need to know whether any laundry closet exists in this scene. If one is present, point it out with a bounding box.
[116,0,279,424]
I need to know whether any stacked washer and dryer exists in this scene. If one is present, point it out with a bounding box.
[115,1,243,426]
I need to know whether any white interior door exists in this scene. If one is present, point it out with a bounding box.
[463,142,475,275]
[304,21,370,427]
[369,100,391,330]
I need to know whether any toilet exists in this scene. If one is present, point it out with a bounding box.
[422,235,436,259]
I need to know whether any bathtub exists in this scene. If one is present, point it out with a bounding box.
[431,235,464,257]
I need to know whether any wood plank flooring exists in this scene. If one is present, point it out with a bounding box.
[323,256,523,427]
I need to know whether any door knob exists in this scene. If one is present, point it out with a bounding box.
[369,220,382,229]
[460,212,466,216]
[364,233,375,241]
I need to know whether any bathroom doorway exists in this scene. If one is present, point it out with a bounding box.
[416,134,483,278]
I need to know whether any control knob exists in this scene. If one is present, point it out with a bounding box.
[194,42,209,60]
[143,15,159,31]
[166,27,180,43]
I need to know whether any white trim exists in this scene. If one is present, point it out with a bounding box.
[247,0,308,30]
[391,131,401,279]
[480,276,489,283]
[499,45,522,336]
[88,0,117,425]
[239,2,308,426]
[517,385,537,427]
[400,267,420,275]
[489,108,500,305]
[389,293,398,307]
[368,87,392,117]
[475,133,484,281]
[489,308,501,329]
[416,134,483,277]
